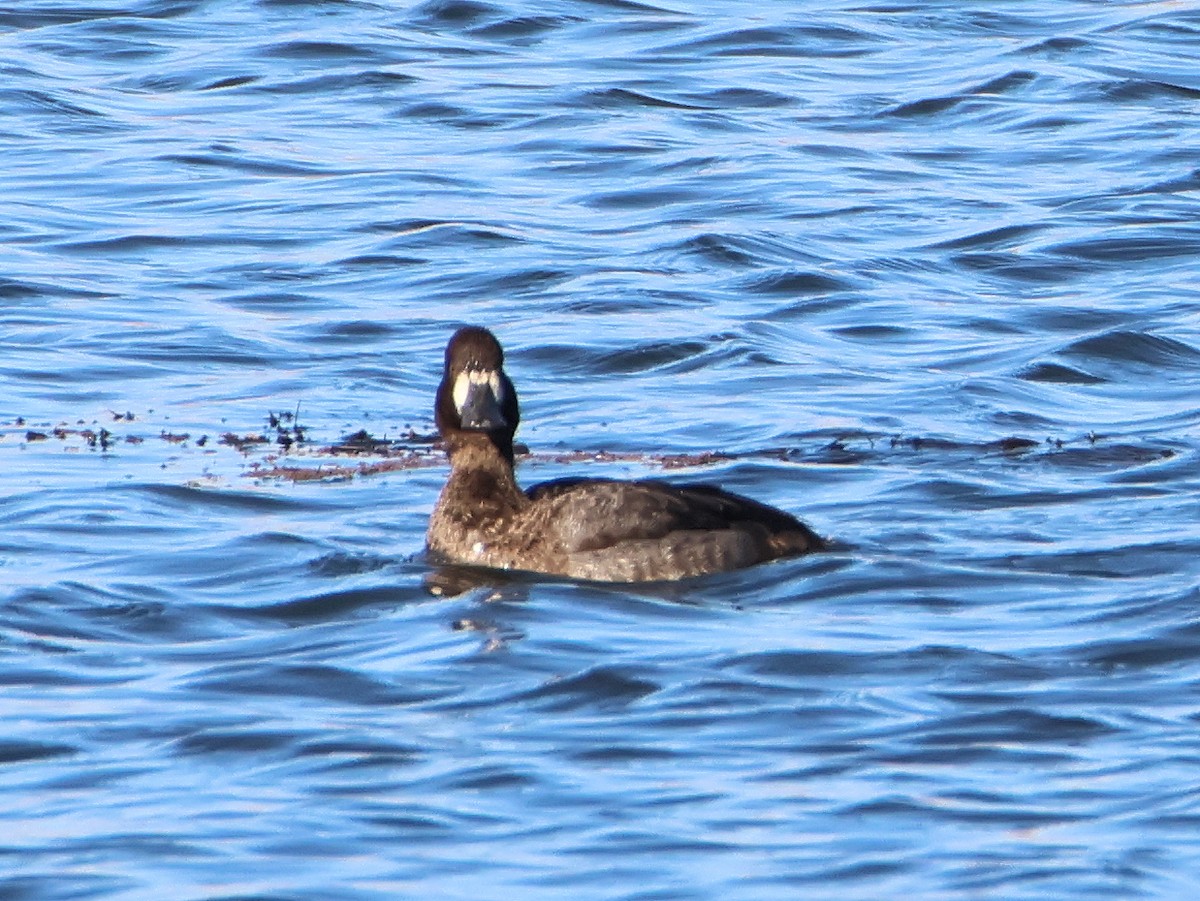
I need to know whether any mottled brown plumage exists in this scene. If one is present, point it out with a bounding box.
[426,326,823,582]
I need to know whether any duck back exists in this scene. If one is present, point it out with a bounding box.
[525,478,823,582]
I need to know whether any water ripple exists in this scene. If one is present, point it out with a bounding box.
[2,0,1200,898]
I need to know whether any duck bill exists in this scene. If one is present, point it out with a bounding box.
[455,371,508,431]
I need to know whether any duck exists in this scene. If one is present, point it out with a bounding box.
[426,326,824,582]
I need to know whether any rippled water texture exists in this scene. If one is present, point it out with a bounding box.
[3,1,1200,898]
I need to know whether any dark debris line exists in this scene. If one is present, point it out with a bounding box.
[0,412,1178,481]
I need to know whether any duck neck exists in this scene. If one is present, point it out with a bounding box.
[441,436,527,517]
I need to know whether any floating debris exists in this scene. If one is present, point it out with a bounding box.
[329,429,397,455]
[324,428,440,456]
[82,429,113,451]
[5,409,1182,485]
[219,432,270,452]
[660,451,734,470]
[247,454,435,482]
[267,406,306,452]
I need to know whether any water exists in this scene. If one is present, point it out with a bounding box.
[3,1,1200,897]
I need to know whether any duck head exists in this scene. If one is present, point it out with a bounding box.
[435,326,520,461]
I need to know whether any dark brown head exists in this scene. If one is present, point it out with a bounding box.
[435,326,519,462]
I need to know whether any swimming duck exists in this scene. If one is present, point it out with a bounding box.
[426,326,823,582]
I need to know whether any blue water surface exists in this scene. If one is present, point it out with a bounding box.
[2,1,1200,898]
